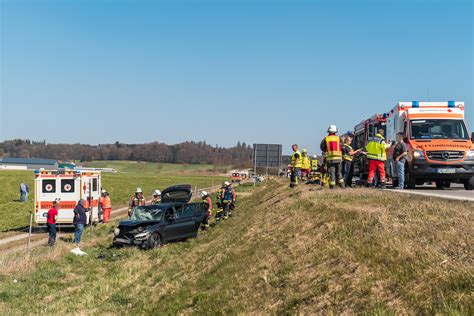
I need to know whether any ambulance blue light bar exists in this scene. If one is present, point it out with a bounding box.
[412,101,419,108]
[448,101,455,108]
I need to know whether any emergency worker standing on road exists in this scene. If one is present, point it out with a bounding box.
[311,155,319,172]
[200,191,213,230]
[151,190,161,205]
[99,190,112,223]
[290,144,302,187]
[300,149,311,180]
[342,133,361,188]
[320,125,345,189]
[365,129,388,188]
[128,187,146,216]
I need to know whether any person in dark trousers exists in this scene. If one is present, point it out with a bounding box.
[342,134,362,187]
[20,183,27,202]
[73,199,88,243]
[393,132,408,189]
[47,201,60,246]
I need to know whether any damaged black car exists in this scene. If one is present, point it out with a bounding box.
[112,184,208,249]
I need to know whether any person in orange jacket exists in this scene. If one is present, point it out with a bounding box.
[99,189,112,223]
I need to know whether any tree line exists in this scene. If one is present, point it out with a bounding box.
[0,139,252,167]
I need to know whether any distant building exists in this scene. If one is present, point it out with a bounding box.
[0,157,58,170]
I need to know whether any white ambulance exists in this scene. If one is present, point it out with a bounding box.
[34,169,102,226]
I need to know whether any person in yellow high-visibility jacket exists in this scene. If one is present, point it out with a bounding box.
[290,144,302,188]
[365,129,388,188]
[300,149,311,180]
[320,125,344,189]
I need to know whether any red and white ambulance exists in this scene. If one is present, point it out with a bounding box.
[34,169,102,226]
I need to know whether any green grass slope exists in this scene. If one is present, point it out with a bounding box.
[0,180,472,314]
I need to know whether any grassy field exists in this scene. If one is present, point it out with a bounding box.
[0,179,472,314]
[82,160,229,174]
[0,168,227,232]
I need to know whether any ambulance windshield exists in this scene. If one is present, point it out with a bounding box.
[130,205,165,221]
[410,119,469,140]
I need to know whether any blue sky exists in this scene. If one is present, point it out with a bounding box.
[1,0,472,154]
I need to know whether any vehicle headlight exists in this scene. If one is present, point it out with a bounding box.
[467,150,474,160]
[114,228,120,236]
[413,150,425,160]
[134,231,150,240]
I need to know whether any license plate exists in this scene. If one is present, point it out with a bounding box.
[437,169,455,174]
[114,238,131,244]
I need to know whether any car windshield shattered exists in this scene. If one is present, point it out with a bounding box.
[130,205,165,221]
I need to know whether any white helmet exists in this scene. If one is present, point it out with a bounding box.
[136,187,142,193]
[153,189,161,196]
[200,191,208,197]
[313,155,317,159]
[224,181,231,186]
[101,189,107,194]
[327,125,338,133]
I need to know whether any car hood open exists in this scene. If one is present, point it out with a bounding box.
[160,184,193,203]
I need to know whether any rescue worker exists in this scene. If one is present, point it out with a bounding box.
[289,144,302,187]
[311,155,319,172]
[365,129,388,188]
[221,181,236,218]
[215,184,225,222]
[320,125,345,189]
[99,189,112,223]
[128,187,146,216]
[342,134,361,188]
[200,191,213,230]
[151,190,161,205]
[300,149,311,180]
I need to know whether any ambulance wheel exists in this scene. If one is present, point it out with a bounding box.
[464,177,474,190]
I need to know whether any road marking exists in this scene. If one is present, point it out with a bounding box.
[386,189,474,202]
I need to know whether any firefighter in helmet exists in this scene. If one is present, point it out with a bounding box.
[128,187,146,216]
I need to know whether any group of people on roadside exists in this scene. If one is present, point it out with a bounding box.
[46,189,113,247]
[127,182,237,231]
[290,124,408,189]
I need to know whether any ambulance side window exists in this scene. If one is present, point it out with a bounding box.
[61,179,75,193]
[92,179,98,192]
[42,180,56,193]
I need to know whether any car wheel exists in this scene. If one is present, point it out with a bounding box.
[147,233,161,249]
[435,181,444,190]
[464,177,474,190]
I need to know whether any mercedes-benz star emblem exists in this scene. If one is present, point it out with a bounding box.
[442,152,450,160]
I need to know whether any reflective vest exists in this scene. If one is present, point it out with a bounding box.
[366,134,387,161]
[311,159,318,169]
[291,150,302,168]
[325,135,342,162]
[301,155,311,169]
[100,196,112,209]
[343,144,354,161]
[216,189,223,201]
[130,195,146,208]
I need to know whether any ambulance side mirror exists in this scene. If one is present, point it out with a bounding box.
[471,132,474,141]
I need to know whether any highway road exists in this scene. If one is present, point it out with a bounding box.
[388,183,474,202]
